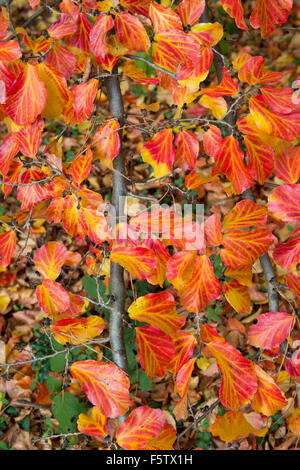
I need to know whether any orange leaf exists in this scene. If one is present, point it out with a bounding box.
[176,357,196,397]
[220,228,275,269]
[250,0,293,38]
[261,86,298,115]
[201,324,225,343]
[65,12,91,52]
[17,168,51,211]
[0,135,19,177]
[37,63,69,120]
[64,78,98,125]
[268,184,300,222]
[110,246,157,281]
[190,22,223,47]
[178,0,205,27]
[128,291,184,335]
[251,364,287,416]
[238,56,282,85]
[211,411,267,443]
[212,135,252,194]
[286,273,300,302]
[141,129,175,178]
[70,146,93,189]
[149,3,182,33]
[167,252,222,313]
[200,95,227,119]
[71,361,132,418]
[207,341,257,410]
[223,280,250,313]
[204,214,222,247]
[273,142,300,184]
[248,312,295,349]
[198,67,238,97]
[287,408,300,436]
[244,134,274,185]
[0,39,21,63]
[272,228,300,270]
[203,125,222,158]
[223,200,267,230]
[33,241,68,280]
[115,12,150,53]
[123,61,160,85]
[142,238,170,287]
[48,13,77,39]
[4,63,47,125]
[224,265,253,287]
[2,161,22,199]
[220,0,248,30]
[62,194,87,238]
[116,406,176,450]
[93,120,120,163]
[171,330,195,373]
[89,14,114,58]
[14,119,44,159]
[50,316,104,345]
[36,279,70,317]
[77,407,107,437]
[175,129,199,170]
[249,95,300,142]
[0,229,16,268]
[136,325,175,379]
[119,0,150,17]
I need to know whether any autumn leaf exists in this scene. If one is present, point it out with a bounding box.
[116,406,176,450]
[0,229,16,268]
[70,146,93,189]
[77,407,107,437]
[136,325,175,379]
[268,184,300,222]
[50,316,105,345]
[220,0,248,30]
[36,279,70,317]
[33,241,69,280]
[110,246,157,281]
[70,361,132,418]
[4,64,47,125]
[207,341,258,410]
[141,129,175,178]
[250,0,293,38]
[212,135,253,194]
[248,312,295,349]
[251,364,287,416]
[211,411,267,443]
[128,291,184,335]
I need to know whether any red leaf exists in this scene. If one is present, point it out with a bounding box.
[248,312,295,349]
[141,129,175,178]
[4,64,47,125]
[116,406,176,450]
[0,229,16,268]
[136,325,175,378]
[207,341,258,410]
[71,361,132,418]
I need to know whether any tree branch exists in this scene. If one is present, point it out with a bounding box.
[104,69,129,411]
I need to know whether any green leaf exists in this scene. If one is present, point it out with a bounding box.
[18,415,30,431]
[138,370,152,391]
[52,393,86,434]
[82,276,107,302]
[47,376,61,396]
[50,352,66,373]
